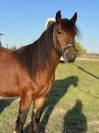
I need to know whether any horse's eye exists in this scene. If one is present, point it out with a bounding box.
[58,31,62,34]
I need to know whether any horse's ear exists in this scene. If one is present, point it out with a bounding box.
[55,10,61,24]
[71,12,77,24]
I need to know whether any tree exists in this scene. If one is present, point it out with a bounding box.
[75,42,87,56]
[0,33,4,47]
[0,41,2,47]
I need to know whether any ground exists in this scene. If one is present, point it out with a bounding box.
[0,60,99,133]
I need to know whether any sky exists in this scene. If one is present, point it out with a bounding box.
[0,0,99,53]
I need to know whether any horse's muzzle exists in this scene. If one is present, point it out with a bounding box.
[63,51,77,63]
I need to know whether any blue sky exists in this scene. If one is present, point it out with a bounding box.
[0,0,99,53]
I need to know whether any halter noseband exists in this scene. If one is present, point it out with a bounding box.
[53,26,75,56]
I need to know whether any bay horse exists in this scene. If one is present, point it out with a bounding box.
[0,11,78,133]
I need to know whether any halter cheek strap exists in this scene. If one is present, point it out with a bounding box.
[53,26,75,56]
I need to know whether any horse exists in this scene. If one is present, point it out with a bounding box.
[0,11,78,133]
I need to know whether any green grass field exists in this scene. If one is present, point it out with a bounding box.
[0,60,99,133]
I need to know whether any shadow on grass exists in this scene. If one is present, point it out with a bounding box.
[63,100,87,133]
[76,65,99,80]
[0,97,17,113]
[39,76,79,133]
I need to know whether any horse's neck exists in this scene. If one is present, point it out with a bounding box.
[47,50,61,76]
[42,29,61,73]
[35,52,60,85]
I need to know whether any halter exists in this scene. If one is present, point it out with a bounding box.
[53,26,75,57]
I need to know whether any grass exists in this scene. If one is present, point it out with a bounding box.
[0,60,99,133]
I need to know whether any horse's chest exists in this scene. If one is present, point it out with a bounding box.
[35,74,55,97]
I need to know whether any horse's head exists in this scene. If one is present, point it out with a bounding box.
[53,11,78,63]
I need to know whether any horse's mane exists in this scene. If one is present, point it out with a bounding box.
[13,19,78,79]
[13,23,55,79]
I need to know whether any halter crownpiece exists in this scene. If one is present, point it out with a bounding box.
[53,26,75,56]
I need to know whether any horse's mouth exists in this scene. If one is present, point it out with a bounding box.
[63,53,76,63]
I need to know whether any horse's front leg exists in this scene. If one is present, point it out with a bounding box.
[14,92,33,133]
[29,97,46,133]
